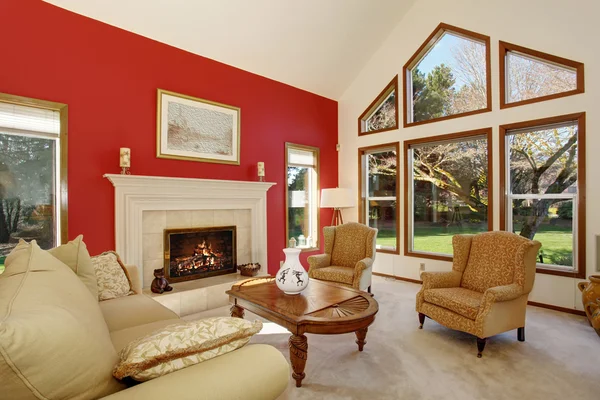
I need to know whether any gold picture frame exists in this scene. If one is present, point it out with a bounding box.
[156,89,241,164]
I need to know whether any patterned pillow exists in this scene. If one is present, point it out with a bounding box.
[91,251,134,301]
[113,317,263,381]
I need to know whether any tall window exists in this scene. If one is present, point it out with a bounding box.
[403,23,491,127]
[0,93,68,271]
[500,113,585,278]
[286,143,319,251]
[359,143,399,253]
[405,129,492,260]
[499,41,584,109]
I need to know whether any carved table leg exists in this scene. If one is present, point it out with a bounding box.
[289,334,308,387]
[230,304,245,319]
[355,327,368,351]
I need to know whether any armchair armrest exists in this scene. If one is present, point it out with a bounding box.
[421,271,462,290]
[354,257,373,273]
[353,257,373,290]
[482,283,523,303]
[307,253,331,271]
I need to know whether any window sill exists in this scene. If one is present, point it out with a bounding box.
[376,248,399,255]
[535,267,585,279]
[404,250,452,262]
[295,246,320,253]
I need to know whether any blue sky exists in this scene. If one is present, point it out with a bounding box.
[414,33,468,88]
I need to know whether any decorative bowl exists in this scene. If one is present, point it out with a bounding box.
[237,263,261,277]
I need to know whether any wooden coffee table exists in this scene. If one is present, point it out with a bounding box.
[226,277,378,387]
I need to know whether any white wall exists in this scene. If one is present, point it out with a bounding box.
[338,0,600,311]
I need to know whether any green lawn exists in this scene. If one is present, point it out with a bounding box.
[376,224,572,266]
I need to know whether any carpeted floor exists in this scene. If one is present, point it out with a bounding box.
[186,276,600,400]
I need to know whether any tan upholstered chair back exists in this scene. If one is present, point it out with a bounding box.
[459,231,541,293]
[327,222,377,268]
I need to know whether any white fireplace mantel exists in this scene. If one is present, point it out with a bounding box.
[104,174,276,284]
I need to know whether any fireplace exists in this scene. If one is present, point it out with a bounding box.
[164,226,236,283]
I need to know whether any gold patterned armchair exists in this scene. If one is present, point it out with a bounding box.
[416,231,541,357]
[307,222,377,293]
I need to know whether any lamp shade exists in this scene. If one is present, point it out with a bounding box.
[320,188,355,208]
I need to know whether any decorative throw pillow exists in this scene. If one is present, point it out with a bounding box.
[49,234,99,299]
[91,251,134,301]
[113,317,263,381]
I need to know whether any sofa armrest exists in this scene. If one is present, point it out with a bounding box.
[307,253,331,271]
[101,345,289,400]
[124,265,142,294]
[421,271,462,290]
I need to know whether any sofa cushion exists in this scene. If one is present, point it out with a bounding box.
[113,317,263,381]
[92,251,134,301]
[423,287,483,320]
[110,319,182,352]
[310,265,354,285]
[100,294,179,332]
[48,234,98,299]
[461,232,530,293]
[0,240,124,400]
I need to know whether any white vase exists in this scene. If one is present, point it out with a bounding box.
[275,248,309,295]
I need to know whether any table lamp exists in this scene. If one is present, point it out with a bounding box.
[320,188,355,226]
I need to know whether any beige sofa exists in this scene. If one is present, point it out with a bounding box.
[0,241,289,400]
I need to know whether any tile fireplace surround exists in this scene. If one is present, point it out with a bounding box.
[104,174,276,290]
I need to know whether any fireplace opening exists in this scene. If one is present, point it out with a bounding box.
[164,226,236,283]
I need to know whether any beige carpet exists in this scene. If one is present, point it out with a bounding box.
[186,276,600,400]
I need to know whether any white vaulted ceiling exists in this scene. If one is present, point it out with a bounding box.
[43,0,415,99]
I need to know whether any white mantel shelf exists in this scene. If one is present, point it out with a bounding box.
[104,174,276,284]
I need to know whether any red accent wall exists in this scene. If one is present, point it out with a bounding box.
[0,0,337,273]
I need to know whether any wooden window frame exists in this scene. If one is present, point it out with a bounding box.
[499,113,586,279]
[285,142,320,253]
[358,75,399,136]
[404,128,493,261]
[402,23,492,128]
[358,142,400,255]
[499,41,585,109]
[0,92,68,245]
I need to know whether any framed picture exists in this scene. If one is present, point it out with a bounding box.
[156,89,241,164]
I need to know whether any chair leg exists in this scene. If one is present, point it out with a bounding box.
[418,313,425,329]
[476,338,487,358]
[517,327,525,342]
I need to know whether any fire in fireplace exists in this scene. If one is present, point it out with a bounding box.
[164,226,236,283]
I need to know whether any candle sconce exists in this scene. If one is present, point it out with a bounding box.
[120,147,131,175]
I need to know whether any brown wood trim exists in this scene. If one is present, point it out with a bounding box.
[499,41,585,110]
[358,75,399,136]
[527,301,586,317]
[358,142,400,254]
[0,92,69,245]
[404,128,493,259]
[499,112,586,279]
[285,142,320,251]
[373,272,422,285]
[402,23,492,128]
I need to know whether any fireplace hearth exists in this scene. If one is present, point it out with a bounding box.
[164,226,236,283]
